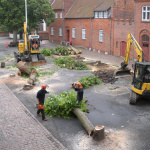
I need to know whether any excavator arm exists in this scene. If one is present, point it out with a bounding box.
[121,33,144,69]
[24,22,28,52]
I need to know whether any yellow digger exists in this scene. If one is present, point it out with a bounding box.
[116,33,150,104]
[14,22,46,66]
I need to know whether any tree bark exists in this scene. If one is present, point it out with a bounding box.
[27,73,36,85]
[17,61,30,74]
[72,108,105,141]
[13,30,18,43]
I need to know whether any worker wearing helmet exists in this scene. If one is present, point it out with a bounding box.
[37,85,49,121]
[74,82,84,102]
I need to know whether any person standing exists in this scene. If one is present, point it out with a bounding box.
[37,85,49,121]
[69,38,72,46]
[74,82,84,102]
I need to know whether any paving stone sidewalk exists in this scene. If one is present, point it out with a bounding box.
[0,80,67,150]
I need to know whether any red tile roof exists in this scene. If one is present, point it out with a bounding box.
[51,0,63,10]
[65,0,115,18]
[94,0,115,11]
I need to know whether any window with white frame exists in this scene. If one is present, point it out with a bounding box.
[72,28,75,38]
[60,12,62,18]
[82,29,86,40]
[99,12,103,18]
[51,27,54,35]
[142,6,150,21]
[104,11,108,18]
[55,12,58,18]
[95,12,99,18]
[59,27,62,36]
[99,30,103,42]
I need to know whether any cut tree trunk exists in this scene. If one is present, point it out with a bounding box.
[23,71,37,90]
[72,108,105,141]
[17,61,30,74]
[13,30,18,43]
[27,73,36,85]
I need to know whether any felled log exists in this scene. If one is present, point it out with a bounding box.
[23,70,37,90]
[27,73,36,85]
[17,61,30,74]
[72,108,105,141]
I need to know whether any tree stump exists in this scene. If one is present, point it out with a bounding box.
[72,108,105,141]
[1,62,5,68]
[17,61,30,74]
[23,84,33,90]
[92,125,105,141]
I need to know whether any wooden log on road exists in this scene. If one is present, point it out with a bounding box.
[27,72,36,85]
[17,61,30,74]
[72,108,105,141]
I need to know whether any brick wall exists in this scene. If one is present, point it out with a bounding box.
[49,10,64,43]
[112,0,135,58]
[0,32,9,37]
[39,31,49,40]
[134,1,150,60]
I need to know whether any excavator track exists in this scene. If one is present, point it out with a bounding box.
[129,90,139,105]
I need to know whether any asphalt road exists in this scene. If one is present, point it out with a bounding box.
[0,36,150,150]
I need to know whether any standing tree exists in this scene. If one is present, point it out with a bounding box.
[0,0,55,43]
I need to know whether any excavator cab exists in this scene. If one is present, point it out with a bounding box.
[130,62,150,104]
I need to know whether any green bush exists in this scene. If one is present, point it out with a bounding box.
[54,57,89,70]
[44,90,88,119]
[78,75,102,89]
[55,46,69,56]
[41,48,54,56]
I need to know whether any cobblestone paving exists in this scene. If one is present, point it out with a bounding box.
[0,80,67,150]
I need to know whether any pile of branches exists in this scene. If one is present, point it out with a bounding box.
[93,70,116,83]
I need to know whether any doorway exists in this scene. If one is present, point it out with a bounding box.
[121,41,126,57]
[142,35,149,61]
[67,29,70,41]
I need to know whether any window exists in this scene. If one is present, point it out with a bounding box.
[72,28,75,38]
[55,12,58,18]
[82,29,86,40]
[99,12,103,18]
[94,9,111,18]
[104,11,108,18]
[60,12,62,18]
[51,27,54,35]
[142,6,150,21]
[95,12,99,18]
[99,30,103,42]
[59,27,62,36]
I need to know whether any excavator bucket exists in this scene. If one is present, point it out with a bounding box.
[30,54,46,66]
[114,67,131,78]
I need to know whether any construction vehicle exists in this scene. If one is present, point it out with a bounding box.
[14,22,46,66]
[116,33,150,105]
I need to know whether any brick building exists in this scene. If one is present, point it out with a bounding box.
[48,0,150,60]
[134,0,150,61]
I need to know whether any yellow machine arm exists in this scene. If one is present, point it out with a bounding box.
[24,22,28,51]
[121,33,144,68]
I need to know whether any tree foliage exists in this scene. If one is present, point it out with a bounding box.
[0,0,55,32]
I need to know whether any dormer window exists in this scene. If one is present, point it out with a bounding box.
[94,8,111,19]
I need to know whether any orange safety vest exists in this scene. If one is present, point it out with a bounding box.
[32,43,38,48]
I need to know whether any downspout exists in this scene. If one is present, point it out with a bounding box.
[109,17,112,55]
[62,2,64,42]
[91,18,93,50]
